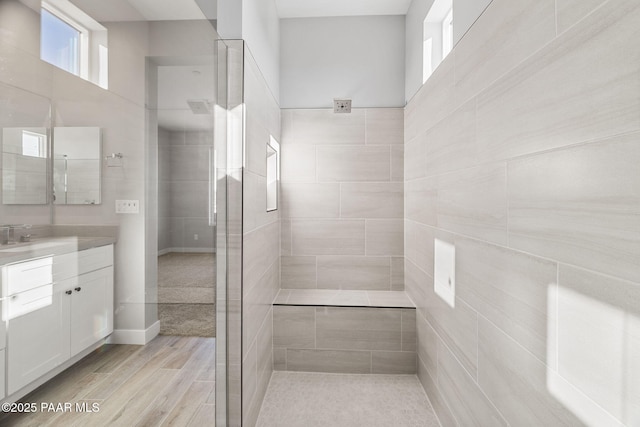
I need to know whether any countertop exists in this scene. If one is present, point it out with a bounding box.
[0,237,116,266]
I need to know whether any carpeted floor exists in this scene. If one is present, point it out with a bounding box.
[158,252,216,337]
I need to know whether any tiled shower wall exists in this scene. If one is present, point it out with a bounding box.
[280,108,404,290]
[158,128,215,253]
[405,0,640,426]
[241,45,281,427]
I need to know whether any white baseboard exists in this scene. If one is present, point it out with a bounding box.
[158,247,216,255]
[108,321,160,345]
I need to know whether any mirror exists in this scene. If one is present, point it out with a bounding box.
[2,127,49,205]
[266,137,279,212]
[53,127,102,205]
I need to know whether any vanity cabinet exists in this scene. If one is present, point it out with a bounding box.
[3,244,113,396]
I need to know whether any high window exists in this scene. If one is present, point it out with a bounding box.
[40,0,108,89]
[423,0,453,83]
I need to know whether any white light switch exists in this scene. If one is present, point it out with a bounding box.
[115,199,139,214]
[434,238,455,308]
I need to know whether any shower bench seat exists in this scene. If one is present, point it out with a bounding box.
[272,289,417,375]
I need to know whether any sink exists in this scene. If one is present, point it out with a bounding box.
[0,241,66,253]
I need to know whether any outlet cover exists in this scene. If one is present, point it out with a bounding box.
[333,99,352,113]
[115,199,139,214]
[434,238,455,308]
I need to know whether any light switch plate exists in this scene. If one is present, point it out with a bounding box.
[434,238,455,308]
[115,200,139,214]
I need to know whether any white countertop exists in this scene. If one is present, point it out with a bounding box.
[0,236,116,266]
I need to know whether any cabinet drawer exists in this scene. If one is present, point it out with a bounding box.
[4,257,53,295]
[5,285,54,321]
[54,245,113,282]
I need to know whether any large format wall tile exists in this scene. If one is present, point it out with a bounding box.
[556,0,608,34]
[291,219,365,255]
[366,219,403,256]
[282,107,404,293]
[316,256,390,290]
[454,0,556,103]
[436,163,508,245]
[286,349,371,374]
[405,135,427,180]
[317,146,391,182]
[282,183,340,218]
[372,352,416,374]
[243,260,279,358]
[243,221,280,296]
[478,317,584,426]
[281,256,316,289]
[557,265,640,424]
[316,307,402,351]
[390,145,404,182]
[391,257,404,291]
[365,108,404,145]
[273,306,315,349]
[283,109,366,145]
[280,145,316,183]
[476,1,640,163]
[242,46,281,427]
[438,343,508,426]
[416,312,438,380]
[340,183,403,218]
[456,238,558,367]
[406,176,437,226]
[424,99,477,177]
[405,220,435,277]
[508,135,640,283]
[402,310,417,352]
[425,295,479,379]
[417,358,458,427]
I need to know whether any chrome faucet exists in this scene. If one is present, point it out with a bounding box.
[0,224,32,245]
[1,225,15,245]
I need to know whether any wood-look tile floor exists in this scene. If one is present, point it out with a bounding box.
[0,336,216,427]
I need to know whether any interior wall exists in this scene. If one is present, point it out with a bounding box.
[0,0,220,338]
[156,129,216,254]
[280,108,404,290]
[404,0,640,426]
[241,44,281,427]
[0,0,151,334]
[280,15,406,109]
[217,0,280,103]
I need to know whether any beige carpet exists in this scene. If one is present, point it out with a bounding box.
[158,252,216,337]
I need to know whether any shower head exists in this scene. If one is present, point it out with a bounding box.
[187,99,212,114]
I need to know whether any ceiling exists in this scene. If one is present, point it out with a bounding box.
[70,0,413,22]
[275,0,413,18]
[70,0,209,21]
[157,65,216,131]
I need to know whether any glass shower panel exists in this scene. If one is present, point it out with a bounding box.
[216,38,244,427]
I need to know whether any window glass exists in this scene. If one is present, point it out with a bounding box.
[22,131,46,158]
[41,8,80,75]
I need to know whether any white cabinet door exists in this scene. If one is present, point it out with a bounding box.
[70,267,114,357]
[7,282,71,395]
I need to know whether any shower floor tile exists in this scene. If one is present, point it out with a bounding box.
[256,372,440,427]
